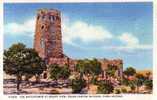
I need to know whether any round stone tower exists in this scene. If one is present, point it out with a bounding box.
[34,9,63,63]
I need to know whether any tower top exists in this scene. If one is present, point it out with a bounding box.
[37,9,61,16]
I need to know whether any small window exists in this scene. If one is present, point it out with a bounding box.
[40,39,44,48]
[53,16,56,20]
[49,16,51,20]
[43,73,47,79]
[41,25,44,30]
[50,15,56,22]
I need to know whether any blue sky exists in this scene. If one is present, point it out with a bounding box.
[4,3,153,70]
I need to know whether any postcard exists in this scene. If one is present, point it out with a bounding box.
[1,0,155,100]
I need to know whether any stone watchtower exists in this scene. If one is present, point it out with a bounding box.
[34,9,74,68]
[34,9,64,64]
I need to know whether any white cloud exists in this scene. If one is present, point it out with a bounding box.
[62,16,152,51]
[5,17,152,51]
[111,32,152,51]
[5,19,35,37]
[62,18,113,44]
[118,32,139,46]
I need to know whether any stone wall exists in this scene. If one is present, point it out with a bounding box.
[98,59,123,79]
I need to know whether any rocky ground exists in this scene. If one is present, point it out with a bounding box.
[3,79,72,94]
[4,79,151,94]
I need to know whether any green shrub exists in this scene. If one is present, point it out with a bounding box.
[71,78,86,93]
[114,88,121,94]
[97,81,114,94]
[144,80,153,90]
[91,76,98,85]
[121,88,127,93]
